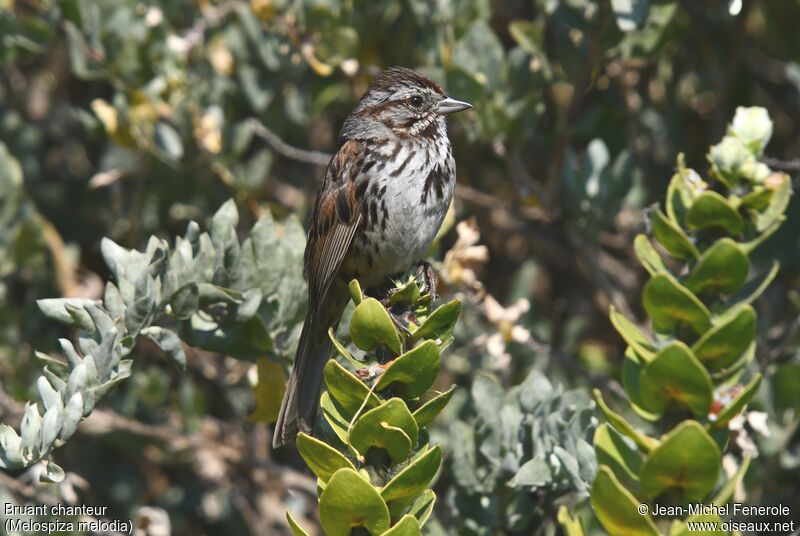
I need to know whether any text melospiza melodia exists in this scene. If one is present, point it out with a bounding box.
[273,67,471,448]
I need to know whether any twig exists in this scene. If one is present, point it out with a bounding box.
[761,156,800,172]
[247,119,333,166]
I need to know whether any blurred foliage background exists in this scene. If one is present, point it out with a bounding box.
[1,0,799,534]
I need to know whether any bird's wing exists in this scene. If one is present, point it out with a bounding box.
[304,139,365,310]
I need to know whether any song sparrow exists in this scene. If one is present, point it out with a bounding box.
[273,67,471,448]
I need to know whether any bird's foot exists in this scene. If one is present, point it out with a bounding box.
[415,261,438,301]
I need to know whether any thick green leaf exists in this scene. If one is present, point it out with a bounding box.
[296,433,356,483]
[349,398,419,462]
[639,421,721,501]
[609,306,656,362]
[633,234,668,276]
[753,172,792,232]
[319,468,391,536]
[649,207,699,260]
[691,306,755,371]
[621,348,661,421]
[639,342,713,416]
[328,328,367,369]
[643,273,711,335]
[350,298,402,354]
[723,261,779,310]
[411,300,462,342]
[380,445,442,503]
[685,191,745,235]
[375,341,440,398]
[323,359,380,416]
[594,423,643,487]
[286,511,311,536]
[406,489,436,527]
[665,156,706,226]
[591,466,660,536]
[381,515,422,536]
[320,391,351,445]
[711,374,762,428]
[683,238,749,295]
[593,389,658,453]
[557,505,587,536]
[412,386,455,428]
[349,279,364,306]
[388,279,422,306]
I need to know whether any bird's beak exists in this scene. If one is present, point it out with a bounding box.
[435,96,472,115]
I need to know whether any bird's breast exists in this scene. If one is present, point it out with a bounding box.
[347,138,454,285]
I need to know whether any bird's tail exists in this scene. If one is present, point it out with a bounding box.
[272,291,347,448]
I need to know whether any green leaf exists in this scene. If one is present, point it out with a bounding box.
[350,298,402,354]
[320,391,351,445]
[328,328,367,369]
[349,399,419,462]
[36,298,97,328]
[508,457,552,488]
[558,505,587,536]
[375,341,440,398]
[380,445,442,503]
[296,433,356,483]
[286,511,311,536]
[412,386,455,429]
[691,305,755,371]
[639,342,713,416]
[643,273,711,335]
[591,466,660,536]
[685,191,745,235]
[593,389,658,453]
[740,187,772,211]
[723,261,779,310]
[594,423,643,487]
[633,234,668,276]
[412,300,462,343]
[665,156,706,226]
[323,359,381,416]
[406,489,436,527]
[649,207,699,260]
[639,421,721,501]
[683,238,749,295]
[319,468,391,536]
[711,374,762,428]
[381,515,422,536]
[141,326,187,369]
[621,348,661,421]
[753,172,792,232]
[170,282,199,319]
[388,279,422,306]
[349,279,364,305]
[609,306,656,362]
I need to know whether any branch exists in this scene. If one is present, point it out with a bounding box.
[760,156,800,172]
[247,119,333,166]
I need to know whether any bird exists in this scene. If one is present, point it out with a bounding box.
[272,66,471,448]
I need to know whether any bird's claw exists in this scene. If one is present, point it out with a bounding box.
[415,261,438,301]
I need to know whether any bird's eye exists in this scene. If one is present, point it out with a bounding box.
[409,95,424,108]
